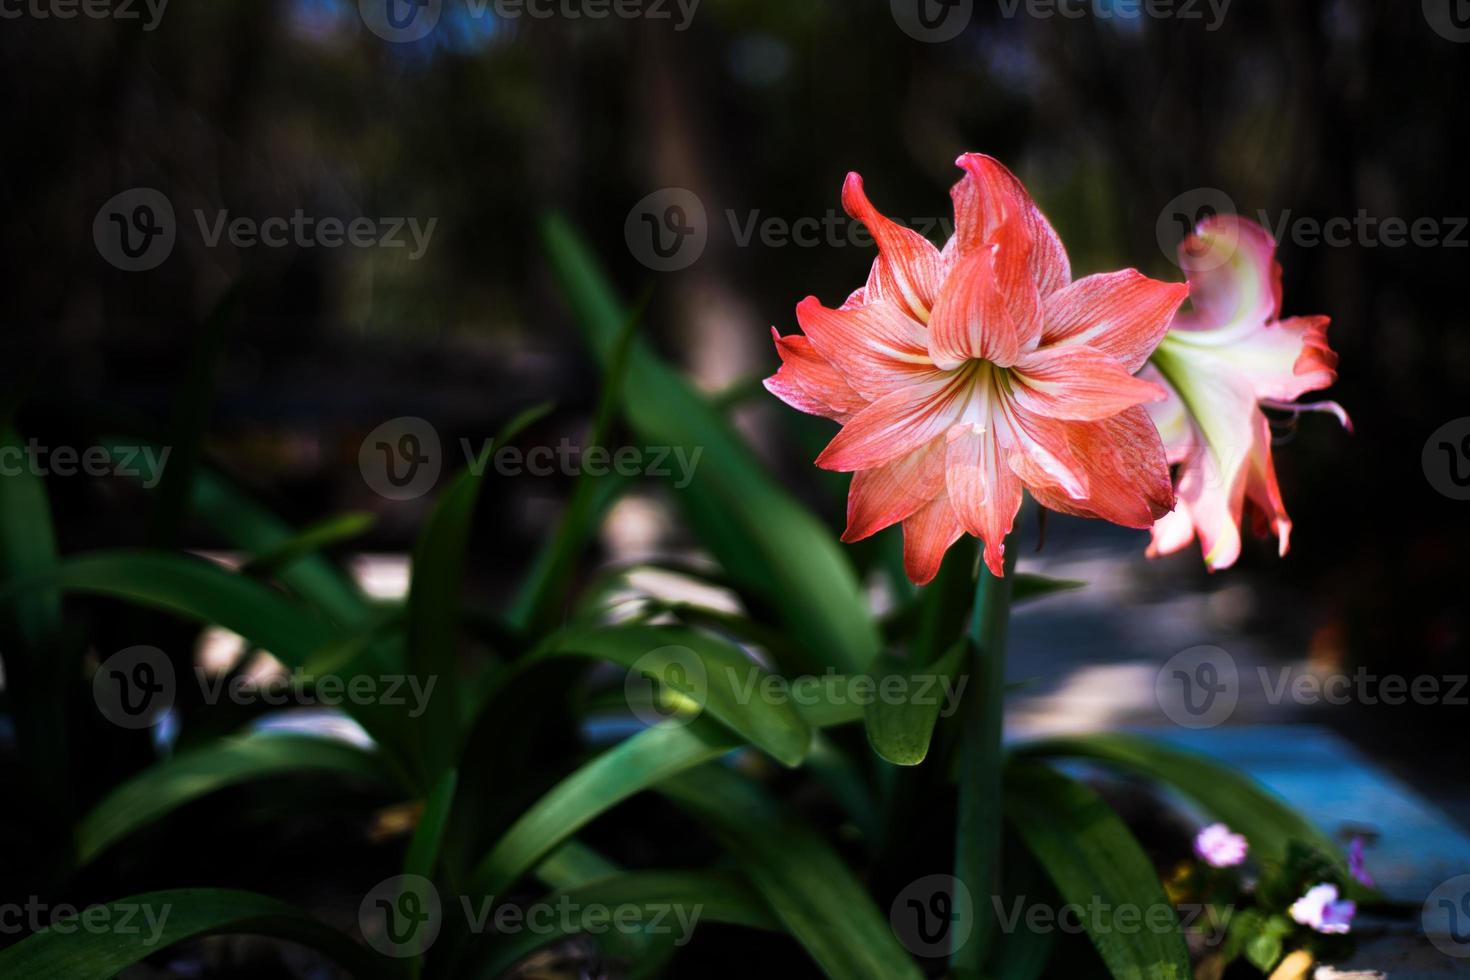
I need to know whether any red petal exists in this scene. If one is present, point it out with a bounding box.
[1025,406,1174,528]
[945,424,1023,576]
[842,438,947,541]
[796,297,933,400]
[1040,270,1189,373]
[950,153,1070,296]
[764,328,868,422]
[815,373,962,472]
[842,172,946,321]
[1010,345,1168,421]
[901,494,965,586]
[927,246,1022,368]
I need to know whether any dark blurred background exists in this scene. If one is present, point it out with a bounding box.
[1,0,1467,843]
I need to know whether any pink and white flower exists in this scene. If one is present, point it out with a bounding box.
[1144,215,1349,570]
[766,155,1187,582]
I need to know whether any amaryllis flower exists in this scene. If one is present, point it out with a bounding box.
[1193,822,1248,868]
[766,154,1187,582]
[1144,215,1349,570]
[1289,883,1356,934]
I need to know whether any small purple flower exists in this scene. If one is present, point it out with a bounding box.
[1194,822,1248,868]
[1289,883,1356,934]
[1349,837,1376,888]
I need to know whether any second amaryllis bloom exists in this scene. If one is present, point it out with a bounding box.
[766,154,1187,583]
[1144,215,1349,570]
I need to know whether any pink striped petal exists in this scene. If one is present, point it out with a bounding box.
[1010,345,1168,421]
[843,438,947,542]
[1041,270,1189,373]
[796,297,933,400]
[901,494,965,586]
[815,373,962,472]
[928,246,1022,369]
[1176,214,1282,330]
[842,173,947,322]
[950,153,1070,296]
[945,424,1023,576]
[765,329,868,422]
[1025,406,1174,528]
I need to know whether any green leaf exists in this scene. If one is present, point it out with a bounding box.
[0,424,71,830]
[0,888,392,980]
[77,733,394,865]
[42,550,337,665]
[467,719,740,902]
[660,765,924,980]
[863,639,968,766]
[509,296,645,636]
[100,437,372,627]
[1004,762,1192,980]
[541,214,879,675]
[239,512,376,579]
[472,870,778,979]
[1011,573,1087,603]
[536,623,812,767]
[1014,733,1348,876]
[404,768,458,882]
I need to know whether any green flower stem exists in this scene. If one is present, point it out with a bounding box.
[951,530,1017,974]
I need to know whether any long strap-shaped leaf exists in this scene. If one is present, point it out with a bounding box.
[35,550,423,777]
[98,437,372,627]
[0,425,71,837]
[541,214,879,677]
[471,870,779,978]
[659,765,924,980]
[534,623,812,767]
[466,718,741,902]
[1015,733,1348,878]
[0,888,394,980]
[42,550,337,665]
[1004,762,1192,980]
[77,733,393,865]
